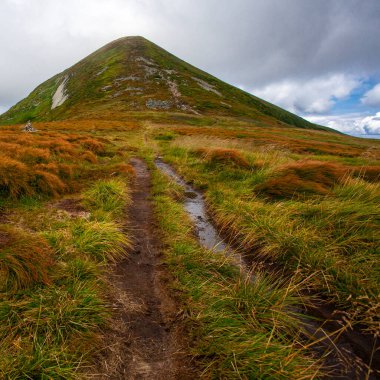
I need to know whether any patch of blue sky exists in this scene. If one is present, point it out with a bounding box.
[330,78,376,115]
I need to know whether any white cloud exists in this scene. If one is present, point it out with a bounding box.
[361,83,380,107]
[1,0,380,111]
[305,112,380,136]
[253,74,361,114]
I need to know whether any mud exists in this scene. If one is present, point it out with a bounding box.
[155,158,380,380]
[91,158,194,379]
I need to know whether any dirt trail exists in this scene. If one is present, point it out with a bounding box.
[92,158,193,379]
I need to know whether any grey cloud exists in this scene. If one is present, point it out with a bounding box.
[0,0,380,113]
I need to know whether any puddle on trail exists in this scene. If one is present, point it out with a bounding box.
[155,158,239,259]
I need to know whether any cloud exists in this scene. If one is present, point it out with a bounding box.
[253,74,361,114]
[362,83,380,107]
[0,0,379,133]
[305,112,380,135]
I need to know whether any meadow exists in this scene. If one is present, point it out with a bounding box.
[155,124,380,335]
[0,124,133,378]
[0,117,379,378]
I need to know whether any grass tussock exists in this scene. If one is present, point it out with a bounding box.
[352,165,380,183]
[256,160,347,199]
[71,219,129,262]
[83,179,130,219]
[0,225,53,291]
[195,147,251,168]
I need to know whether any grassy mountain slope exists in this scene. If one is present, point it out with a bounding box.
[0,36,331,132]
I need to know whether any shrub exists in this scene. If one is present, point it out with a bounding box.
[256,160,347,199]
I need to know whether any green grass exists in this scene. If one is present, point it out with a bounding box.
[150,160,322,379]
[158,135,380,334]
[0,178,130,378]
[82,178,130,220]
[0,36,333,132]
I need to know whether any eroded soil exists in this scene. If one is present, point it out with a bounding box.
[90,158,194,379]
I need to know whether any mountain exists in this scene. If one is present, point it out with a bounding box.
[0,36,330,131]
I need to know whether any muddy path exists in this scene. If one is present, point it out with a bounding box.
[155,158,379,380]
[92,158,194,379]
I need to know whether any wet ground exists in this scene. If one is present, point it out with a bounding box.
[155,157,380,380]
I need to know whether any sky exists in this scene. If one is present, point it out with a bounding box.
[0,0,380,136]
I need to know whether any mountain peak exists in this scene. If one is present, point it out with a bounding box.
[0,36,330,132]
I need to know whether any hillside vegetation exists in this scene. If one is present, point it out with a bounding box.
[0,37,331,133]
[0,126,133,377]
[0,36,379,378]
[157,125,380,335]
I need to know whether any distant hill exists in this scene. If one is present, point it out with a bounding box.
[0,36,332,132]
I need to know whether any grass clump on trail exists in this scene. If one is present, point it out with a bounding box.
[83,178,130,220]
[151,165,321,378]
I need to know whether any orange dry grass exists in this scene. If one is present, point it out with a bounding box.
[81,151,98,163]
[352,166,380,183]
[0,129,105,198]
[172,126,373,157]
[78,138,105,153]
[110,163,135,177]
[257,160,347,199]
[0,156,32,197]
[0,142,50,163]
[0,226,53,291]
[195,147,250,168]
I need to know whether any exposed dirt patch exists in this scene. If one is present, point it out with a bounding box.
[0,231,11,248]
[90,158,194,379]
[56,198,90,218]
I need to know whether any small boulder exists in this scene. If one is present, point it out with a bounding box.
[22,121,37,133]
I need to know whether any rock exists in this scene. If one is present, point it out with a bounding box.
[22,121,37,133]
[146,99,172,110]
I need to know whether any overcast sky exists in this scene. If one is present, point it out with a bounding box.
[1,0,380,135]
